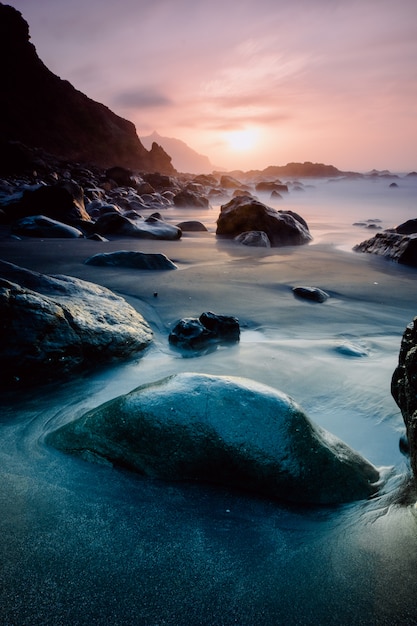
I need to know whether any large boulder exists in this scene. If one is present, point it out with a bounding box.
[0,260,152,388]
[353,231,417,267]
[46,373,379,505]
[391,317,417,481]
[93,212,182,240]
[11,215,84,238]
[216,196,312,246]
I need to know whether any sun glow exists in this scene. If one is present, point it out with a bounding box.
[225,128,259,152]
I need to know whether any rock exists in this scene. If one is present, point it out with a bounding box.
[394,219,417,235]
[335,342,369,357]
[11,215,84,238]
[292,286,329,303]
[169,311,240,350]
[1,180,91,224]
[391,318,417,481]
[172,190,209,209]
[255,181,288,193]
[0,260,152,388]
[105,166,135,188]
[234,231,271,247]
[85,250,177,270]
[216,196,312,246]
[0,4,175,173]
[46,372,379,505]
[353,232,417,267]
[94,212,182,240]
[270,190,283,200]
[176,220,208,232]
[220,175,243,189]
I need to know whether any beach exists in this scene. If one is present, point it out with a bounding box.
[1,175,417,624]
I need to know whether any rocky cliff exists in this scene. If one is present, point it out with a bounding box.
[0,3,175,174]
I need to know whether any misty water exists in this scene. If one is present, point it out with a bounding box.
[1,176,417,625]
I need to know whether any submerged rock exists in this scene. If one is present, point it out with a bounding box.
[169,312,240,350]
[391,317,417,482]
[0,260,152,387]
[94,212,182,240]
[292,286,329,303]
[85,250,177,270]
[46,372,379,505]
[216,196,312,246]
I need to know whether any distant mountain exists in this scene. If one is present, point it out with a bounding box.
[0,3,174,174]
[141,132,213,174]
[215,161,361,181]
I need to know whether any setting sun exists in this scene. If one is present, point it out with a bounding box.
[225,128,259,152]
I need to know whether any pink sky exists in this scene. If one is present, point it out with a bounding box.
[7,0,417,172]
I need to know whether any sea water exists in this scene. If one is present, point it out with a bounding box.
[1,175,417,625]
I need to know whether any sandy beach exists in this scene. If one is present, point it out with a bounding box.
[1,175,417,624]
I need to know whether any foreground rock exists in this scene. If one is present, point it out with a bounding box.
[391,317,417,481]
[216,196,312,246]
[353,231,417,267]
[11,215,84,238]
[0,260,152,387]
[46,372,379,505]
[169,312,240,350]
[93,213,182,240]
[85,250,177,270]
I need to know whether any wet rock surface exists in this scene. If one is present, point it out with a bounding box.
[0,260,153,388]
[85,250,177,270]
[46,372,379,505]
[169,311,240,351]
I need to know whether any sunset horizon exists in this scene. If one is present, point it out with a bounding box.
[5,0,416,174]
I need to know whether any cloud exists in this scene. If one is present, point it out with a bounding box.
[112,89,173,109]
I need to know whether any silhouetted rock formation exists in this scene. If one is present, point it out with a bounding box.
[0,3,174,174]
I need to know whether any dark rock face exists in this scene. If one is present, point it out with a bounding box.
[391,318,417,481]
[46,372,379,505]
[85,250,177,270]
[0,260,152,388]
[1,180,91,224]
[395,219,417,235]
[353,232,417,267]
[169,312,240,350]
[0,4,174,174]
[11,215,84,238]
[292,286,329,303]
[216,196,312,246]
[173,190,209,209]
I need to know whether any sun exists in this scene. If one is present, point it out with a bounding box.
[225,128,259,152]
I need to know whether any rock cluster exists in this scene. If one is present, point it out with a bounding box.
[46,372,379,505]
[216,195,312,247]
[169,312,240,351]
[354,220,417,267]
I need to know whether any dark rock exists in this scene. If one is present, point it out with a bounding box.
[105,166,134,188]
[234,231,271,247]
[85,250,177,270]
[142,173,176,191]
[255,181,288,193]
[292,286,329,303]
[216,196,312,246]
[353,232,417,267]
[389,182,399,188]
[173,190,209,209]
[11,215,84,238]
[0,260,152,388]
[220,175,243,189]
[335,342,369,357]
[395,219,417,235]
[46,372,379,504]
[169,311,240,350]
[0,4,174,173]
[270,190,283,200]
[1,180,91,224]
[94,212,182,240]
[176,221,208,232]
[392,318,417,481]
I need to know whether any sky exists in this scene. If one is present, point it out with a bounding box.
[6,0,417,172]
